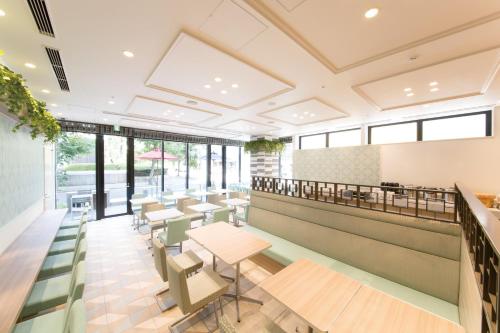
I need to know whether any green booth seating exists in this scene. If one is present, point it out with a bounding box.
[54,218,86,242]
[59,211,88,230]
[21,261,85,318]
[14,299,86,333]
[38,239,86,280]
[48,224,86,256]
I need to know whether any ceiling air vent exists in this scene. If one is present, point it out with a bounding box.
[45,47,70,91]
[27,0,55,37]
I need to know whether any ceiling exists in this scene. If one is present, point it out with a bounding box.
[0,0,499,140]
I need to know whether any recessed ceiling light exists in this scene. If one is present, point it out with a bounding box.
[364,8,379,19]
[231,83,239,88]
[24,63,36,69]
[423,104,430,108]
[220,90,227,94]
[204,84,211,89]
[403,88,412,92]
[175,115,180,118]
[41,89,50,94]
[310,113,315,117]
[299,116,304,119]
[108,100,115,105]
[50,103,58,107]
[214,77,222,82]
[292,114,298,118]
[122,50,134,58]
[103,118,108,121]
[429,81,438,86]
[180,112,184,116]
[304,111,309,115]
[0,9,6,17]
[406,92,414,97]
[430,87,439,92]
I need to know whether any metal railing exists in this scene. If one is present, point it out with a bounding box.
[251,176,458,223]
[456,183,500,333]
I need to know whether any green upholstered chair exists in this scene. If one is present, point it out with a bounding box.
[157,217,191,253]
[59,211,88,230]
[54,218,86,242]
[38,239,86,280]
[144,203,167,245]
[48,224,87,256]
[152,238,203,311]
[161,190,175,207]
[14,299,86,333]
[205,207,231,226]
[21,261,85,318]
[166,255,229,331]
[234,205,249,226]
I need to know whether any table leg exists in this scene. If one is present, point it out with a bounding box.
[213,255,235,282]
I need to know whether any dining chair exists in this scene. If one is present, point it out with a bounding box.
[166,254,229,332]
[205,207,231,225]
[21,261,85,318]
[144,203,167,245]
[208,194,226,206]
[152,238,203,311]
[131,193,146,227]
[182,198,201,214]
[157,217,191,253]
[234,205,249,226]
[161,190,175,207]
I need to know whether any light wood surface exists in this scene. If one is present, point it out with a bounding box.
[220,198,249,206]
[259,259,361,332]
[186,222,271,265]
[331,286,465,333]
[163,194,189,201]
[187,203,222,213]
[129,197,158,205]
[145,208,184,223]
[0,209,67,333]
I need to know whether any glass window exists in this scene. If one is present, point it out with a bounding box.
[210,145,222,189]
[329,129,361,147]
[188,143,207,190]
[422,113,487,141]
[280,143,293,178]
[226,146,240,187]
[370,122,417,144]
[163,141,187,192]
[104,135,128,216]
[56,133,96,220]
[241,148,251,187]
[134,139,162,198]
[300,134,326,149]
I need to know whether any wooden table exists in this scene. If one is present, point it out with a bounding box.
[211,189,232,195]
[186,222,271,322]
[259,259,361,333]
[260,259,464,333]
[220,198,249,206]
[0,209,67,333]
[129,197,158,206]
[145,208,184,223]
[162,193,189,202]
[330,286,465,333]
[187,203,222,221]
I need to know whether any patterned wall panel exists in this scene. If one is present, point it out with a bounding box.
[251,152,279,177]
[0,113,44,227]
[293,145,380,185]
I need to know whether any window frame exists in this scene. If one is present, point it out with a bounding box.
[299,128,361,150]
[368,110,492,145]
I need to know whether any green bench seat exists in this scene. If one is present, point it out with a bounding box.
[54,228,79,241]
[242,224,460,323]
[48,225,86,256]
[38,239,86,280]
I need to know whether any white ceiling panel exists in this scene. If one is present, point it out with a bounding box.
[126,96,221,125]
[276,0,307,12]
[146,32,293,109]
[200,0,267,50]
[259,98,346,125]
[354,49,500,111]
[217,119,279,135]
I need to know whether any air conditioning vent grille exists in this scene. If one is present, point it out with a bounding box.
[27,0,55,37]
[45,47,70,92]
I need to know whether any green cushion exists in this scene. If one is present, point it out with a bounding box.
[14,308,65,333]
[38,252,74,279]
[21,274,71,318]
[54,228,78,241]
[242,225,460,323]
[59,221,81,230]
[48,239,77,256]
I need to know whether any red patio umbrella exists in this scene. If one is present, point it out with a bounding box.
[136,148,177,160]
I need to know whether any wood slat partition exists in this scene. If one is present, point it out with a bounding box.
[0,209,67,333]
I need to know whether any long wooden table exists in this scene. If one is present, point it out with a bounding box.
[0,209,67,333]
[260,259,465,333]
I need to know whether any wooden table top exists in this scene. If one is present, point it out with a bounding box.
[129,197,158,205]
[220,198,249,206]
[145,208,184,222]
[0,209,67,333]
[259,259,361,332]
[186,222,271,265]
[330,286,465,333]
[163,193,189,201]
[187,203,222,213]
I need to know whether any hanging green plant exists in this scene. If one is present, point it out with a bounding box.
[0,64,60,142]
[244,138,285,154]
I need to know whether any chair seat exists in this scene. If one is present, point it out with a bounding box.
[174,250,204,275]
[48,239,77,256]
[55,228,78,241]
[38,252,74,280]
[188,269,229,309]
[59,220,81,230]
[21,274,71,318]
[14,308,65,333]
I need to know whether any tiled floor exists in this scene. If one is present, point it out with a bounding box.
[84,216,308,333]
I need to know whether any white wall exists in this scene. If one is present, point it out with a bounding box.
[380,107,500,193]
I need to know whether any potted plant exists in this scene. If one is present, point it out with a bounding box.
[0,64,61,142]
[243,138,285,154]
